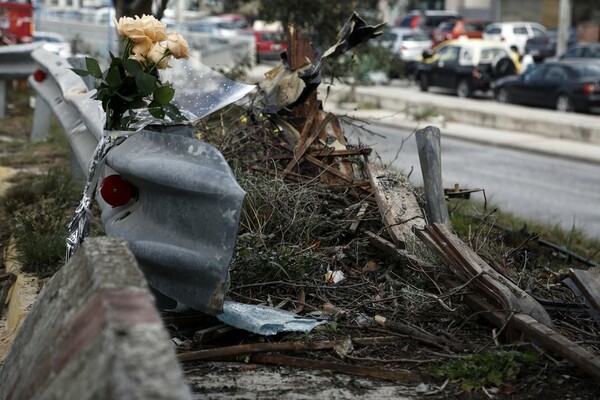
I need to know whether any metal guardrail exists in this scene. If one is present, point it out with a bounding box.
[0,42,42,118]
[28,48,247,314]
[38,18,256,69]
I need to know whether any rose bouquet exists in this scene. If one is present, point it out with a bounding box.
[72,15,190,130]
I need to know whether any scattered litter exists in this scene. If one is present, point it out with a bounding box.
[325,269,345,284]
[216,301,327,336]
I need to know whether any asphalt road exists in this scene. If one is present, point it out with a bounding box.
[346,122,600,239]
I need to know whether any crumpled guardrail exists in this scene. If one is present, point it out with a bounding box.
[28,48,247,314]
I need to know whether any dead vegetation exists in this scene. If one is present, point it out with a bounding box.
[167,19,600,397]
[1,16,600,398]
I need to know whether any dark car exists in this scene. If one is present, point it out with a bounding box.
[492,60,600,112]
[553,42,600,62]
[416,39,519,97]
[524,28,577,61]
[397,10,461,35]
[431,19,491,47]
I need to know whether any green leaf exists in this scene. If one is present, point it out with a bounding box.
[129,97,147,109]
[163,104,188,122]
[116,92,134,102]
[135,71,157,97]
[70,68,90,77]
[123,59,142,75]
[85,57,102,79]
[153,86,175,105]
[148,105,165,119]
[105,67,122,88]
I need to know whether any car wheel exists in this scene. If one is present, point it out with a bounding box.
[492,56,516,77]
[456,79,472,98]
[496,88,511,104]
[556,94,573,112]
[419,73,429,92]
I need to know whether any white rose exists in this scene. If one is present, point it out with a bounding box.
[147,41,170,69]
[131,37,153,58]
[166,32,190,59]
[139,14,167,42]
[113,16,147,43]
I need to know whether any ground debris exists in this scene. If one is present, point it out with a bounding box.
[170,16,600,399]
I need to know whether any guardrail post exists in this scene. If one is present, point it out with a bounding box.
[0,80,6,118]
[30,95,53,141]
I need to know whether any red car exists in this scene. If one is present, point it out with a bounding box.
[254,29,287,63]
[431,19,490,47]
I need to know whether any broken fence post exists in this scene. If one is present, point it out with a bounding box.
[416,126,450,225]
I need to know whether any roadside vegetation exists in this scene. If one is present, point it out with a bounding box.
[1,78,599,397]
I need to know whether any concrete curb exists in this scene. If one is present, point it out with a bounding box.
[319,83,600,145]
[319,87,600,165]
[0,237,192,400]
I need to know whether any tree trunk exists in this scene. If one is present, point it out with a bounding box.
[114,0,169,20]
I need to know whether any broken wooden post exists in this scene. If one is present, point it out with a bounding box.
[415,126,450,225]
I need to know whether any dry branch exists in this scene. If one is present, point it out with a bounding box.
[250,353,422,382]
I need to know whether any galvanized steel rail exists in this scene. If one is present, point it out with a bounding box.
[28,47,246,314]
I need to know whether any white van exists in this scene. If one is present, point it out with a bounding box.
[483,22,547,56]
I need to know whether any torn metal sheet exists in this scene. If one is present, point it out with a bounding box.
[217,301,327,335]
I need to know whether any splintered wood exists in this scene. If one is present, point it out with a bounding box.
[367,165,425,249]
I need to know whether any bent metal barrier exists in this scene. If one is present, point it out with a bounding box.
[28,47,247,314]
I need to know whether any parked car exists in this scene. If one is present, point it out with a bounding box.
[251,20,287,63]
[431,19,491,47]
[33,31,71,58]
[396,10,461,35]
[492,60,600,112]
[552,42,600,62]
[416,39,520,97]
[483,22,547,56]
[254,29,286,63]
[524,28,577,61]
[182,13,252,36]
[376,27,432,78]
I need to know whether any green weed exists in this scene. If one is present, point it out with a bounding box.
[430,349,540,392]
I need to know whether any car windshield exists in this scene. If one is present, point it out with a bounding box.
[485,26,501,34]
[437,22,455,31]
[480,47,509,62]
[261,31,283,41]
[34,35,62,43]
[398,15,416,28]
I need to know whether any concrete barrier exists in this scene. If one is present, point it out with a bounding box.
[0,237,192,400]
[321,84,600,144]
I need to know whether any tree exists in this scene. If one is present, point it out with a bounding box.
[113,0,170,20]
[257,0,381,51]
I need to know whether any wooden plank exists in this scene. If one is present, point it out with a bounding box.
[511,313,600,381]
[349,203,369,233]
[438,274,600,381]
[366,164,425,249]
[250,354,421,382]
[569,268,600,315]
[428,224,553,328]
[415,126,450,225]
